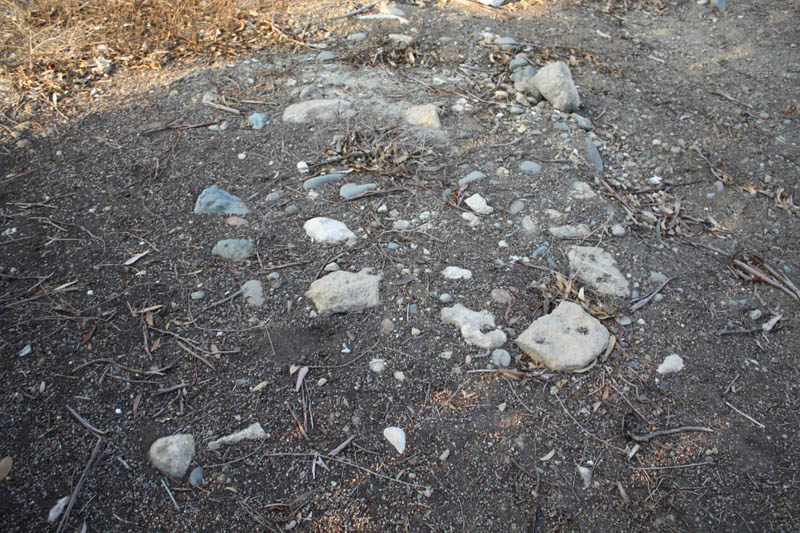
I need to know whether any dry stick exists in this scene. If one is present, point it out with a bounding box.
[56,439,104,533]
[176,341,216,371]
[161,479,180,511]
[723,400,765,429]
[196,289,243,317]
[328,436,355,457]
[72,358,166,376]
[555,393,625,452]
[204,100,241,115]
[328,0,384,19]
[263,260,311,272]
[609,382,652,425]
[66,405,108,437]
[627,426,714,442]
[733,258,800,303]
[631,277,674,312]
[287,405,310,443]
[631,461,712,471]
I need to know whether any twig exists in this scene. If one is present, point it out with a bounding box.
[681,239,731,257]
[341,187,409,202]
[723,400,765,429]
[328,0,384,19]
[56,439,104,533]
[626,426,714,442]
[709,90,753,109]
[66,405,108,437]
[263,260,311,271]
[328,436,355,457]
[631,461,712,471]
[196,289,243,317]
[717,326,763,336]
[72,358,167,376]
[631,277,674,312]
[161,479,180,511]
[287,405,310,443]
[177,341,216,371]
[204,101,241,115]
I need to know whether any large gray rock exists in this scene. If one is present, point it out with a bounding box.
[194,185,250,215]
[305,269,381,315]
[212,239,254,261]
[303,217,356,245]
[568,246,630,297]
[283,99,355,123]
[532,62,580,112]
[516,301,609,371]
[149,434,195,479]
[441,304,507,349]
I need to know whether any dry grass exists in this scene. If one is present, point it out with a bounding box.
[0,0,289,100]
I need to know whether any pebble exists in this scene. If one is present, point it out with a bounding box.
[465,193,493,215]
[191,290,206,300]
[299,85,317,98]
[516,301,609,371]
[649,271,669,284]
[531,61,580,112]
[303,173,345,189]
[47,496,70,523]
[491,349,511,367]
[369,358,388,373]
[194,185,250,215]
[340,183,377,199]
[282,99,355,123]
[305,268,382,315]
[521,216,539,234]
[748,309,762,320]
[247,112,268,130]
[380,318,395,334]
[303,217,357,245]
[148,434,195,478]
[519,160,542,174]
[442,266,472,280]
[568,246,630,297]
[656,354,684,375]
[394,370,406,381]
[441,304,507,349]
[459,170,488,185]
[571,113,593,130]
[548,224,591,239]
[585,137,604,173]
[404,104,441,129]
[212,239,255,261]
[189,467,204,488]
[383,427,406,454]
[226,216,248,226]
[316,51,336,62]
[509,200,525,215]
[611,224,626,236]
[462,212,481,227]
[439,293,452,303]
[491,288,511,304]
[241,280,264,307]
[347,32,368,41]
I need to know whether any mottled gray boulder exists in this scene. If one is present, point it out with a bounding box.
[149,434,195,479]
[212,239,254,261]
[305,269,381,315]
[283,99,355,123]
[532,62,580,112]
[516,301,609,371]
[568,246,630,297]
[194,185,249,215]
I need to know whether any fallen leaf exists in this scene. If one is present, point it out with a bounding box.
[251,381,267,392]
[295,366,309,391]
[124,250,150,265]
[136,305,163,315]
[539,449,555,461]
[0,456,12,481]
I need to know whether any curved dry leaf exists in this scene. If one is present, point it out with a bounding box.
[295,366,309,391]
[0,455,12,481]
[539,449,555,462]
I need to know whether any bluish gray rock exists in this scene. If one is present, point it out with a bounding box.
[585,137,604,173]
[248,112,268,130]
[212,239,255,261]
[519,161,542,174]
[194,185,250,215]
[283,99,355,123]
[303,173,345,189]
[458,170,487,185]
[340,183,377,199]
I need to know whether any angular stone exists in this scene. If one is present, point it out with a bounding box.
[585,136,604,173]
[465,193,493,215]
[207,423,268,450]
[247,112,268,130]
[241,280,264,307]
[282,99,355,123]
[441,304,507,349]
[568,246,630,297]
[441,266,472,280]
[404,104,441,129]
[305,269,381,315]
[657,354,684,375]
[532,61,580,112]
[458,170,487,185]
[212,239,254,261]
[516,301,609,371]
[149,434,195,479]
[303,217,357,245]
[194,185,249,215]
[568,181,597,200]
[549,224,591,239]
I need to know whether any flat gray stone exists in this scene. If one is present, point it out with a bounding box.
[305,269,381,315]
[189,467,204,488]
[568,246,630,297]
[458,170,487,185]
[441,304,507,349]
[303,173,345,189]
[571,113,592,130]
[516,301,609,371]
[549,224,591,239]
[340,183,377,199]
[509,200,525,215]
[212,239,254,261]
[568,181,597,200]
[532,61,580,112]
[404,104,441,129]
[303,217,356,245]
[247,112,268,130]
[194,185,250,215]
[585,137,604,173]
[241,280,264,307]
[283,99,355,123]
[519,160,542,174]
[149,434,195,479]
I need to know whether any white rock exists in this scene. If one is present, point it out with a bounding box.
[148,434,195,479]
[47,496,70,523]
[383,427,406,454]
[657,354,684,375]
[305,269,382,315]
[303,217,356,246]
[442,266,473,280]
[404,104,441,129]
[241,280,264,307]
[515,301,609,371]
[577,466,592,489]
[521,216,539,234]
[462,212,481,227]
[282,99,355,123]
[491,349,511,367]
[465,193,493,215]
[393,371,406,381]
[568,181,597,200]
[207,423,268,450]
[441,304,507,349]
[568,246,630,297]
[369,358,388,373]
[611,224,626,237]
[531,61,580,112]
[549,224,591,239]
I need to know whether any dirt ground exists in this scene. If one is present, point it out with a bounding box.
[1,0,799,531]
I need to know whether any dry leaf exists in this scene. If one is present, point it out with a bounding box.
[539,449,555,461]
[136,305,163,315]
[145,311,154,327]
[0,456,12,481]
[132,393,141,418]
[124,250,150,265]
[295,366,309,391]
[251,381,267,392]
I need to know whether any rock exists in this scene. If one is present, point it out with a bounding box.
[369,358,388,373]
[380,318,395,334]
[340,183,377,199]
[303,173,345,189]
[568,246,630,297]
[316,51,336,62]
[657,354,684,375]
[521,216,539,234]
[514,69,542,101]
[212,239,255,261]
[459,170,487,185]
[299,85,317,98]
[47,496,70,523]
[748,309,762,321]
[241,280,264,307]
[282,99,355,123]
[207,422,268,450]
[441,304,507,349]
[515,301,609,371]
[491,288,511,304]
[148,434,195,479]
[194,185,250,215]
[569,182,597,200]
[404,104,441,129]
[247,112,268,130]
[383,427,406,454]
[303,217,357,245]
[189,467,204,488]
[462,212,481,227]
[324,262,340,272]
[531,61,580,112]
[305,269,382,315]
[509,200,525,215]
[494,36,517,50]
[389,34,415,48]
[465,193,493,215]
[649,271,669,284]
[492,349,511,367]
[191,290,206,300]
[348,32,368,41]
[571,113,592,130]
[549,224,591,239]
[519,160,542,174]
[439,293,452,303]
[585,137,604,173]
[442,266,472,280]
[611,224,626,236]
[226,216,248,227]
[508,54,530,71]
